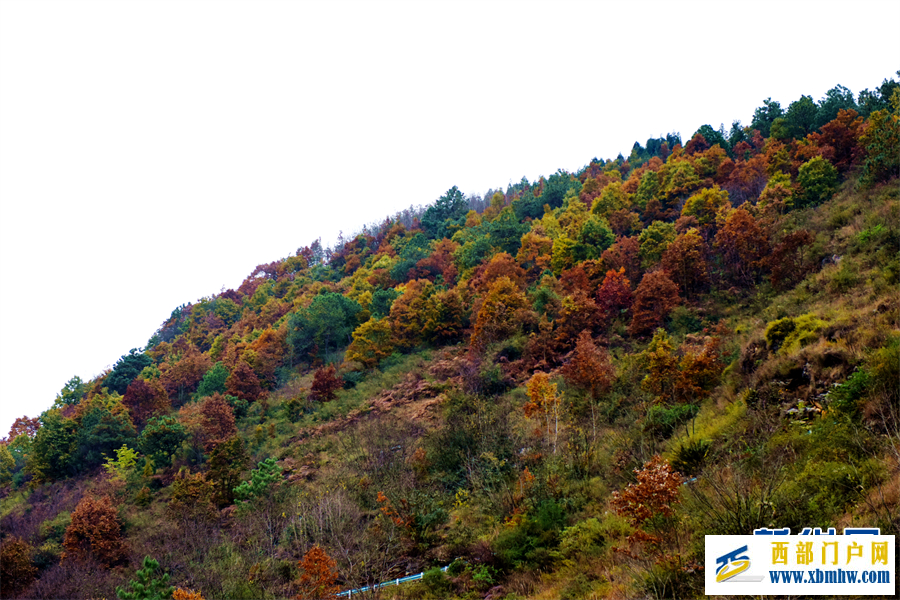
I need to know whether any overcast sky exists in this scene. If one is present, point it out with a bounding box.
[1,0,898,436]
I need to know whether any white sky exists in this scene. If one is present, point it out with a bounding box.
[1,0,898,436]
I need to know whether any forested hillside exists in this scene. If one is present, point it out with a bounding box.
[1,74,898,600]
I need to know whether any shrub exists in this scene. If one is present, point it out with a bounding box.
[827,368,870,417]
[63,494,127,566]
[0,536,37,596]
[643,404,699,438]
[422,567,451,596]
[309,365,344,402]
[495,500,566,569]
[765,317,796,351]
[234,457,282,504]
[116,556,175,600]
[765,314,826,354]
[295,545,339,600]
[671,439,711,476]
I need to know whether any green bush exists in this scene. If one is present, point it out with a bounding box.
[116,556,174,600]
[764,317,796,351]
[827,368,870,417]
[495,500,566,569]
[672,439,711,476]
[643,404,699,438]
[765,314,826,354]
[796,156,839,208]
[422,567,451,596]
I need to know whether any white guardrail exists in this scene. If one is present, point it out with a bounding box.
[336,566,449,597]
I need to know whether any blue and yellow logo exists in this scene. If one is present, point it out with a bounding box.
[716,545,751,582]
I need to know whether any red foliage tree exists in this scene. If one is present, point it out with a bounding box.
[63,495,128,566]
[767,229,815,290]
[7,416,39,440]
[309,365,344,402]
[123,378,170,428]
[225,360,263,402]
[628,271,680,337]
[596,267,633,324]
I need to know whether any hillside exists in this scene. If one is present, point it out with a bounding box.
[1,75,898,600]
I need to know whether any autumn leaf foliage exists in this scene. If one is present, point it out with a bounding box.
[525,372,563,454]
[470,276,528,350]
[595,267,633,324]
[561,331,613,399]
[63,494,128,566]
[628,270,680,337]
[295,545,340,600]
[173,588,205,600]
[0,536,37,597]
[225,359,263,402]
[309,365,343,402]
[610,455,682,528]
[199,393,237,451]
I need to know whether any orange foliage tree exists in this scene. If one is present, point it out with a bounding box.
[561,331,614,441]
[714,208,769,285]
[0,536,37,597]
[600,236,641,288]
[7,416,39,440]
[199,393,237,451]
[610,455,682,529]
[295,545,340,600]
[469,252,527,294]
[661,228,709,298]
[628,271,680,337]
[160,346,212,407]
[516,230,553,279]
[63,494,128,566]
[525,372,563,454]
[245,327,287,388]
